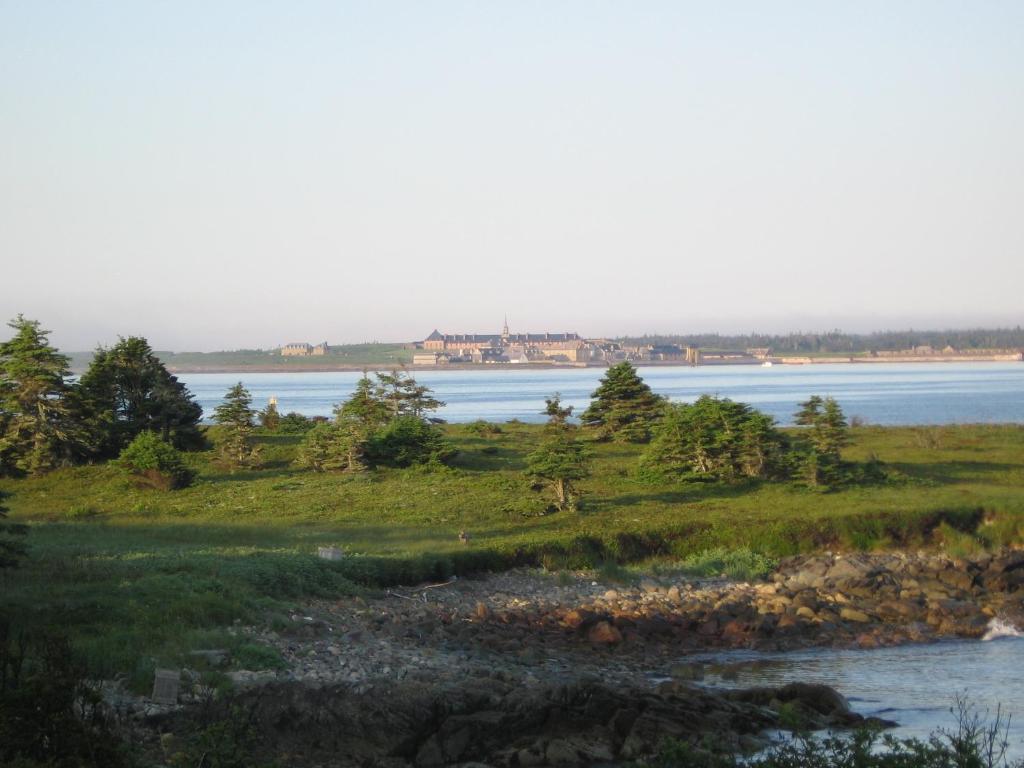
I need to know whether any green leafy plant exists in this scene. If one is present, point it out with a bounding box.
[116,431,196,490]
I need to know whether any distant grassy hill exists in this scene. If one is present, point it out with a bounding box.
[68,344,414,372]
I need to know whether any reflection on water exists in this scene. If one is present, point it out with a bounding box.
[686,636,1024,756]
[178,362,1024,424]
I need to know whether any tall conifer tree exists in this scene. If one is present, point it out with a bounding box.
[526,394,590,512]
[0,316,85,475]
[580,362,664,442]
[213,382,261,469]
[78,336,203,455]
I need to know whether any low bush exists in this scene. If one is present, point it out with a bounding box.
[465,420,504,436]
[369,416,457,468]
[674,547,778,581]
[116,431,195,490]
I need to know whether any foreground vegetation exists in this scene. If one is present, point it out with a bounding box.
[653,700,1023,768]
[2,317,1024,767]
[1,422,1023,687]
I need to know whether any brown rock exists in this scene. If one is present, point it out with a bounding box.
[840,607,871,623]
[586,621,623,645]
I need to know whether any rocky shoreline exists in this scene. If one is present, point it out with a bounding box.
[131,550,1023,766]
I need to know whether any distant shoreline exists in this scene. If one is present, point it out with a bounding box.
[155,355,1023,375]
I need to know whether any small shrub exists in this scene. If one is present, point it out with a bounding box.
[232,642,285,671]
[466,420,503,437]
[677,547,778,581]
[370,416,456,468]
[277,412,316,434]
[116,431,195,490]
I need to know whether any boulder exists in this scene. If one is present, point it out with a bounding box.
[839,607,871,623]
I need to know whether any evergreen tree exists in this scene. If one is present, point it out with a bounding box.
[374,369,444,419]
[819,398,851,456]
[77,336,203,456]
[0,316,86,475]
[369,415,455,467]
[643,395,785,481]
[526,431,590,512]
[277,411,315,433]
[296,423,365,472]
[296,374,450,472]
[543,394,574,427]
[580,362,664,442]
[300,374,386,472]
[258,400,281,431]
[0,492,28,570]
[794,395,850,486]
[794,395,825,428]
[526,393,591,512]
[339,374,390,429]
[213,382,261,469]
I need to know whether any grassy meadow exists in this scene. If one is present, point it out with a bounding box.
[66,343,414,373]
[2,422,1023,688]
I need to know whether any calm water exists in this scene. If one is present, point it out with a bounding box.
[179,362,1024,425]
[688,632,1024,756]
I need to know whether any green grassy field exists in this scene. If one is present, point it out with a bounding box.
[67,343,414,372]
[2,423,1023,688]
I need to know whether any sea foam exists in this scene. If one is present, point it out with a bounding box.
[982,617,1023,641]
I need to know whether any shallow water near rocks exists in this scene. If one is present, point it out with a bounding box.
[683,633,1024,758]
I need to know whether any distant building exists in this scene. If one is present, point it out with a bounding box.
[422,319,592,362]
[281,342,328,357]
[413,352,447,365]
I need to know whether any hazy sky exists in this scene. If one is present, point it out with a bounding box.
[2,2,1022,351]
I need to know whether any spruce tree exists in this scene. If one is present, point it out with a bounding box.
[0,316,86,475]
[526,393,591,512]
[543,393,574,426]
[644,395,785,480]
[297,377,383,472]
[795,395,849,459]
[213,382,261,469]
[78,336,203,455]
[374,369,443,419]
[339,374,389,429]
[259,400,281,431]
[580,362,664,442]
[297,423,365,472]
[794,395,850,486]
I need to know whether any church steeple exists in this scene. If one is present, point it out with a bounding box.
[502,315,510,339]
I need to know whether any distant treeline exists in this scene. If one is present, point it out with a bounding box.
[618,328,1024,353]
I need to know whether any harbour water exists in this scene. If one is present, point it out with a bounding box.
[179,361,1024,425]
[689,630,1024,757]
